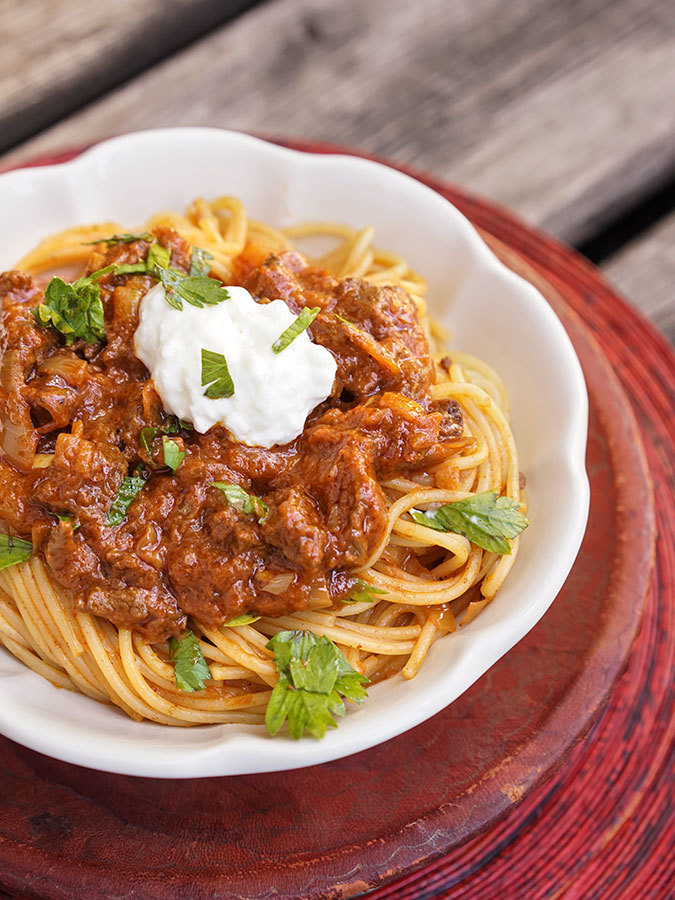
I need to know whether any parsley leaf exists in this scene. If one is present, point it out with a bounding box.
[223,614,261,627]
[409,491,529,555]
[342,578,388,604]
[146,243,171,271]
[0,534,32,570]
[33,275,106,345]
[265,630,368,739]
[272,307,320,353]
[84,232,154,246]
[212,482,268,524]
[139,426,158,458]
[52,512,80,530]
[201,349,234,399]
[157,268,230,311]
[140,419,190,468]
[189,246,214,277]
[106,471,146,526]
[168,631,211,692]
[162,436,185,473]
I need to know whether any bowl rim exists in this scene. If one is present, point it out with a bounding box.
[0,128,590,777]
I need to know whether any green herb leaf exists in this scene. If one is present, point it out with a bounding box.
[146,243,171,272]
[264,630,368,739]
[223,614,261,627]
[162,436,185,473]
[201,349,234,399]
[0,533,32,570]
[33,276,106,345]
[334,313,353,325]
[272,307,320,353]
[342,578,388,604]
[139,426,158,458]
[83,232,154,246]
[157,268,230,311]
[409,491,529,555]
[189,246,214,277]
[106,472,146,526]
[212,482,268,524]
[52,512,80,531]
[169,631,211,692]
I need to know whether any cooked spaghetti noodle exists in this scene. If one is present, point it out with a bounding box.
[0,197,526,728]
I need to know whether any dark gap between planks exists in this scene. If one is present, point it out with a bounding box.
[0,0,266,157]
[577,173,675,265]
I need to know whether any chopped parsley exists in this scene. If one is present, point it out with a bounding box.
[0,534,32,570]
[162,436,185,473]
[201,349,234,399]
[265,630,368,739]
[272,306,320,353]
[33,272,107,345]
[35,242,230,345]
[169,631,211,692]
[84,232,154,246]
[53,512,80,530]
[409,491,529,555]
[189,246,214,277]
[106,471,146,526]
[342,578,388,604]
[212,482,268,524]
[223,614,261,627]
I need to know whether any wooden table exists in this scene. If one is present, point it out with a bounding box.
[1,0,673,341]
[0,3,672,899]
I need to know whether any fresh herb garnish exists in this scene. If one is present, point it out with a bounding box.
[334,313,353,325]
[201,349,234,399]
[342,578,388,604]
[146,243,171,271]
[53,512,80,530]
[189,246,214,277]
[409,491,529,555]
[223,614,261,627]
[33,273,106,345]
[157,268,230,311]
[0,534,32,570]
[162,436,185,473]
[212,482,268,524]
[140,419,190,468]
[265,630,368,739]
[272,307,320,353]
[168,631,211,692]
[106,471,146,526]
[84,232,154,246]
[139,426,158,458]
[35,242,229,343]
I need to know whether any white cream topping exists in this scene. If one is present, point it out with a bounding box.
[133,284,336,447]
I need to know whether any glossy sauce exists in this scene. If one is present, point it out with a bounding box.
[0,231,464,642]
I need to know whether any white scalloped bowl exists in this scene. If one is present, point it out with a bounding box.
[0,128,589,777]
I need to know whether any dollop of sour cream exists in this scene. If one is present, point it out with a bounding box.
[134,284,336,447]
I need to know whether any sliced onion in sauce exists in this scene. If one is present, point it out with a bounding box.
[260,573,294,595]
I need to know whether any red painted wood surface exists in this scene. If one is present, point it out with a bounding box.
[0,143,671,900]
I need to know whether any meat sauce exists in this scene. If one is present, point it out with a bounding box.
[0,231,465,642]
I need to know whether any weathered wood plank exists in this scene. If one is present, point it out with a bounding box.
[1,0,674,248]
[0,0,259,153]
[603,213,675,343]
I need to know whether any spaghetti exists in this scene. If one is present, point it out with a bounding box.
[0,197,526,729]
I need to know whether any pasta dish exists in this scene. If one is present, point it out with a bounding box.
[0,196,528,737]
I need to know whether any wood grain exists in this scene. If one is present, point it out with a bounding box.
[0,0,258,153]
[1,0,674,248]
[604,213,675,343]
[0,148,670,900]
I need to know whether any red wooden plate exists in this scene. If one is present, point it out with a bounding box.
[0,141,670,900]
